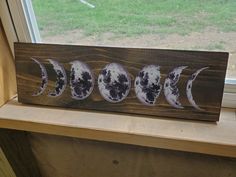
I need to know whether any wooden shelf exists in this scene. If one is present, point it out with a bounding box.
[0,98,236,158]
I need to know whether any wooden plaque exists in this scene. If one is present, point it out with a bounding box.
[15,42,228,121]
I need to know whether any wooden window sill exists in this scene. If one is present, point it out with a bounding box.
[0,97,235,158]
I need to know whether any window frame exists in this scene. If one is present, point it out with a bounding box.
[0,0,18,54]
[0,0,40,49]
[1,0,236,108]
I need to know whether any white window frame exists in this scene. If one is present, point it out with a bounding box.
[0,0,40,52]
[1,0,236,108]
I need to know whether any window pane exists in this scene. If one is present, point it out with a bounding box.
[32,0,236,79]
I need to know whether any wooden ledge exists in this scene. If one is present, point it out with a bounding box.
[0,98,236,158]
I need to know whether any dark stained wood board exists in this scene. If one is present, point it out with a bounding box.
[14,42,228,121]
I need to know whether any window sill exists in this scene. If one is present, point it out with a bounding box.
[0,97,235,158]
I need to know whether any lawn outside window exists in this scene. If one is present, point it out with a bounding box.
[1,0,236,108]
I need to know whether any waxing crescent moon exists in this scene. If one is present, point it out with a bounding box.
[186,67,209,111]
[70,60,94,100]
[134,65,162,106]
[48,59,67,97]
[31,58,48,96]
[164,66,187,108]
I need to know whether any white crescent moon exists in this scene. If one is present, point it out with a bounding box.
[164,66,187,108]
[48,59,67,97]
[186,67,209,111]
[31,58,48,96]
[70,60,94,100]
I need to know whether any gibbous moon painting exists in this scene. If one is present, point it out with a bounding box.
[70,60,94,100]
[15,43,228,121]
[134,65,162,106]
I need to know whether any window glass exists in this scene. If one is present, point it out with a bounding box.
[32,0,236,78]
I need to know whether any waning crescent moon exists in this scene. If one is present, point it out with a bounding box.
[48,59,67,97]
[164,66,187,108]
[70,60,94,100]
[186,67,209,111]
[31,58,48,96]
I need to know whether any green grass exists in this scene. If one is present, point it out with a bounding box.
[192,41,226,51]
[32,0,236,37]
[206,42,226,51]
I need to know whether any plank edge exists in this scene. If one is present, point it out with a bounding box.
[0,118,236,158]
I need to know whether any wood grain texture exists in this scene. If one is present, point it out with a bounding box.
[15,42,228,121]
[0,129,42,177]
[0,98,236,158]
[0,148,16,177]
[0,21,17,106]
[29,132,236,177]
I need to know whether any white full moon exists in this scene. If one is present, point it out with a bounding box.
[98,63,131,103]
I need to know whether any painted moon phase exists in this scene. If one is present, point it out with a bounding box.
[186,67,209,111]
[98,63,131,103]
[164,66,187,108]
[31,58,48,96]
[70,60,94,100]
[48,59,67,97]
[134,65,162,105]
